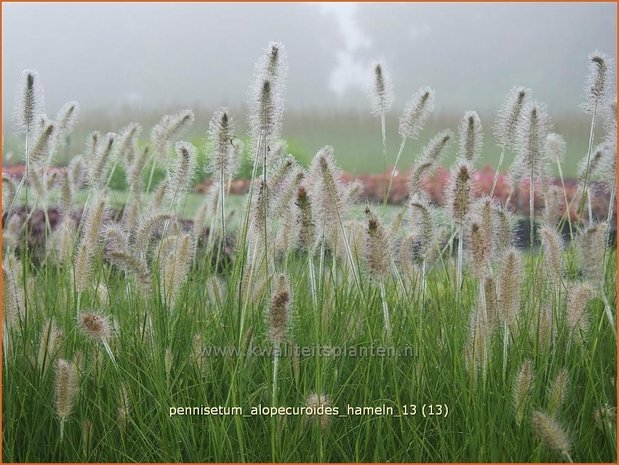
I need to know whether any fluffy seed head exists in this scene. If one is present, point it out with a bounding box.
[268,273,291,345]
[14,69,45,135]
[363,206,391,282]
[88,132,116,189]
[55,101,80,140]
[115,122,141,169]
[207,108,238,180]
[539,225,565,288]
[249,43,287,158]
[468,220,491,278]
[513,360,534,426]
[29,119,57,170]
[547,368,569,416]
[160,233,195,305]
[78,310,112,341]
[369,61,394,117]
[55,359,79,421]
[566,282,594,343]
[295,185,315,252]
[38,319,62,373]
[409,195,435,261]
[307,146,347,245]
[446,161,473,227]
[458,111,483,163]
[544,133,566,164]
[407,129,453,196]
[494,86,529,149]
[583,51,613,113]
[543,185,566,227]
[165,141,197,201]
[151,109,195,159]
[464,306,490,383]
[577,222,608,288]
[531,410,571,457]
[399,86,435,139]
[498,247,522,328]
[306,393,330,431]
[513,101,551,181]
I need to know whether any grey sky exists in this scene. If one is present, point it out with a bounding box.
[3,2,616,117]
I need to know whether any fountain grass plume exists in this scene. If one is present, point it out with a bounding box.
[295,185,315,252]
[385,86,435,202]
[364,205,392,336]
[150,109,195,160]
[207,109,238,239]
[513,359,534,426]
[165,141,197,204]
[88,132,116,190]
[458,111,483,164]
[445,160,474,292]
[14,69,45,136]
[531,411,572,461]
[55,101,80,141]
[491,86,529,196]
[539,224,566,289]
[407,129,453,197]
[116,123,142,169]
[55,358,79,442]
[547,368,569,416]
[74,192,108,294]
[514,101,551,244]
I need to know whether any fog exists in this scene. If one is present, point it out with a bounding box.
[2,2,616,117]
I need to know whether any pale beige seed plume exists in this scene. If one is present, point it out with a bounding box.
[497,247,523,329]
[407,130,452,196]
[409,194,435,261]
[165,141,197,202]
[88,132,115,190]
[160,233,195,305]
[14,69,45,135]
[106,251,152,293]
[55,358,80,421]
[483,276,498,331]
[577,222,608,288]
[306,393,330,431]
[134,212,171,255]
[543,185,565,227]
[445,161,473,228]
[399,86,435,140]
[369,61,394,118]
[547,368,569,416]
[539,224,565,288]
[593,405,617,430]
[535,300,556,352]
[513,359,534,426]
[3,255,25,329]
[583,51,613,113]
[458,110,483,164]
[127,146,149,190]
[2,174,18,207]
[150,109,195,160]
[399,234,421,283]
[78,310,112,342]
[29,119,57,170]
[307,146,348,247]
[363,206,391,282]
[268,273,291,345]
[566,282,594,343]
[74,193,107,293]
[467,220,491,279]
[207,109,238,180]
[494,86,529,149]
[464,306,490,383]
[531,410,571,459]
[48,218,77,264]
[115,123,141,170]
[103,223,130,253]
[295,185,315,252]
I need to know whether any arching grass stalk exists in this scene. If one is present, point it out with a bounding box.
[385,137,406,206]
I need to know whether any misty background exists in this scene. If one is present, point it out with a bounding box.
[2,2,617,174]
